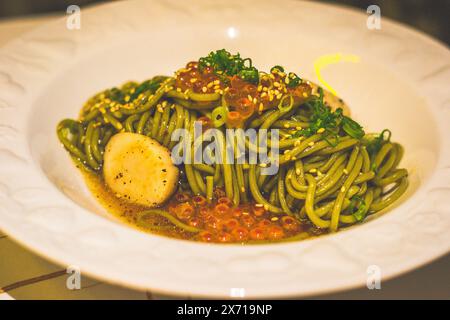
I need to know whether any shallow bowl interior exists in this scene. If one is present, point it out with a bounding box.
[28,25,439,235]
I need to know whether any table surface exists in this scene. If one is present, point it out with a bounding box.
[0,14,449,300]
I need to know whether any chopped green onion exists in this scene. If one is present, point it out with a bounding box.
[364,129,392,158]
[211,106,228,128]
[270,65,285,73]
[198,49,259,83]
[292,87,365,145]
[342,116,365,139]
[277,94,294,113]
[197,50,302,87]
[349,195,367,221]
[238,67,259,84]
[286,72,302,88]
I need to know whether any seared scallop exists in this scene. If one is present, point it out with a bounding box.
[103,132,178,207]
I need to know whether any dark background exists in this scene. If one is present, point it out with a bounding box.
[0,0,449,45]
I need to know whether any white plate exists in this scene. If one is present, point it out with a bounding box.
[0,0,449,298]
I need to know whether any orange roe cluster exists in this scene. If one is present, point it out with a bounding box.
[174,61,313,128]
[175,61,225,94]
[165,189,307,243]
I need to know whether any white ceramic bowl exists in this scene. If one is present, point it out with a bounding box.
[0,0,449,298]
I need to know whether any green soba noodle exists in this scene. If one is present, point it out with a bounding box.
[57,57,408,233]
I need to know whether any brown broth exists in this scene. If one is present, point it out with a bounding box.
[82,170,324,244]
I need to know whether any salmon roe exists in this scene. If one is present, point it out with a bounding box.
[173,62,313,128]
[159,189,310,243]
